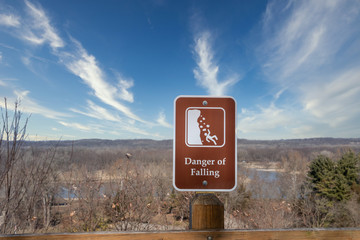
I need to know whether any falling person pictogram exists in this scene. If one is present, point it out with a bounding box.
[186,108,224,146]
[204,129,218,145]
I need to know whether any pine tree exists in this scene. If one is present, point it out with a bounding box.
[337,151,359,186]
[308,155,335,195]
[299,152,360,227]
[308,154,353,202]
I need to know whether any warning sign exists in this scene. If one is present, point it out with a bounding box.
[173,96,237,191]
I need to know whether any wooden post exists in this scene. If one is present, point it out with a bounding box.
[190,193,224,230]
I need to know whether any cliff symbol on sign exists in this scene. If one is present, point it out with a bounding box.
[185,108,225,147]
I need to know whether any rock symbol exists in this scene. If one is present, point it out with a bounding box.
[198,114,218,145]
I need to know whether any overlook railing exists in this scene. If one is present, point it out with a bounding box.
[1,228,360,240]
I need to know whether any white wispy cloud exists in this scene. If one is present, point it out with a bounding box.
[58,121,92,132]
[23,0,64,49]
[114,72,134,103]
[70,100,122,122]
[59,116,153,137]
[60,38,144,123]
[237,103,293,136]
[119,125,153,137]
[0,42,20,51]
[193,31,240,96]
[240,0,360,138]
[302,68,360,127]
[1,90,69,120]
[2,1,147,125]
[0,14,20,27]
[25,1,143,123]
[156,110,172,129]
[0,84,117,138]
[260,0,349,83]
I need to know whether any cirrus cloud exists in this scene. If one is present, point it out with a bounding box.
[193,31,240,96]
[0,13,20,27]
[239,0,360,139]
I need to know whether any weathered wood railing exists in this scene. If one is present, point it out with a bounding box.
[1,229,360,240]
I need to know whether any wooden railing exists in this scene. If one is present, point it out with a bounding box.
[1,229,360,240]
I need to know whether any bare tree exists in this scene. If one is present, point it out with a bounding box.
[0,99,59,234]
[22,146,59,232]
[0,98,29,233]
[106,158,155,231]
[278,150,308,200]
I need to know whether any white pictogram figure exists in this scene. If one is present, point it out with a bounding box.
[204,129,218,145]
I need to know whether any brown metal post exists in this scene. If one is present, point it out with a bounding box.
[190,193,224,230]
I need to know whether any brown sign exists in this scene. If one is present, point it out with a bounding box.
[173,96,237,191]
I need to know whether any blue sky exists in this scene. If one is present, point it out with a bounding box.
[0,0,359,140]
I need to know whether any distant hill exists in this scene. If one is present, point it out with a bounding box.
[237,138,360,147]
[22,137,360,149]
[23,138,173,149]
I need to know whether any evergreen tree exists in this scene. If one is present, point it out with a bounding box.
[299,152,360,227]
[307,152,359,202]
[308,155,336,197]
[337,151,359,186]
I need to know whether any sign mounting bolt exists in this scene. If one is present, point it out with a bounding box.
[202,180,208,186]
[202,100,208,106]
